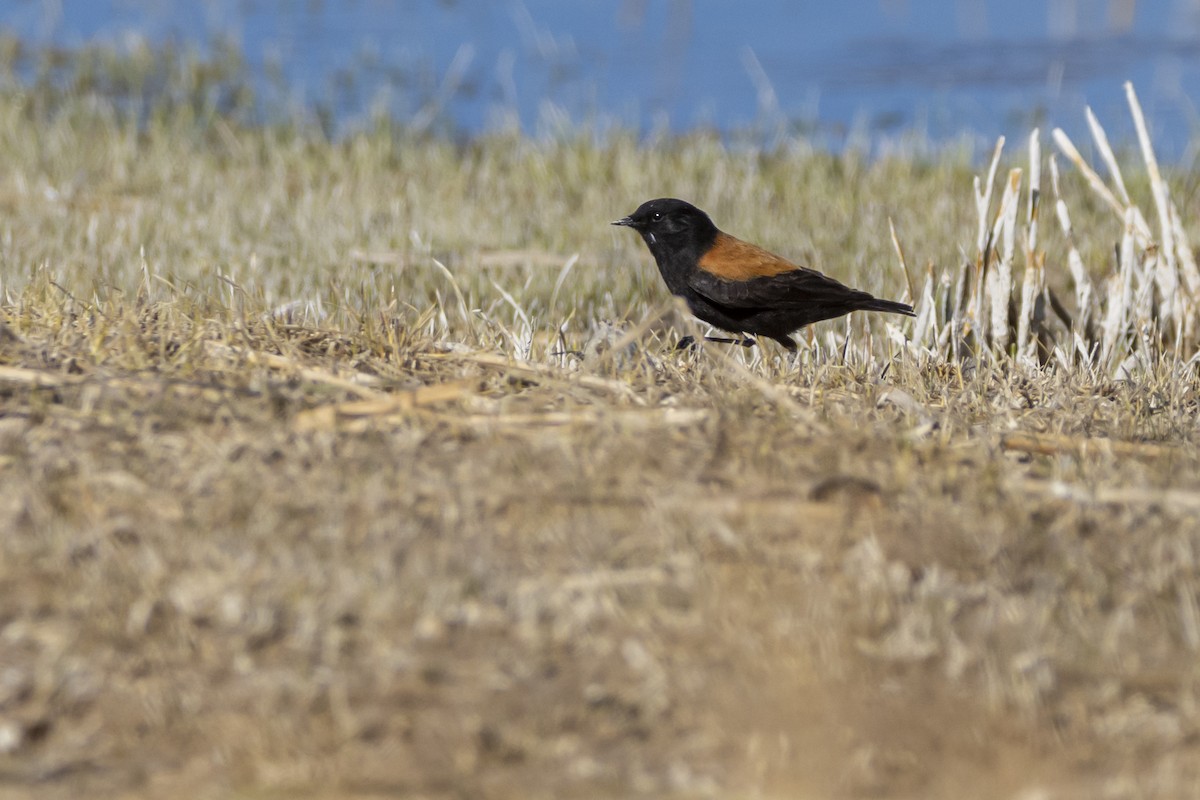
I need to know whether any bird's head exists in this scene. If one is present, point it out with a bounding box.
[612,198,717,261]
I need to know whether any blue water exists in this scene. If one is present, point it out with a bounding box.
[5,0,1200,156]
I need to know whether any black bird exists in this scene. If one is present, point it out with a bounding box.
[613,198,914,350]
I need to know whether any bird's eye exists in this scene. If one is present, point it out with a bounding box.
[651,212,662,221]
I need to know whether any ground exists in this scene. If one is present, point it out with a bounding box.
[2,319,1198,799]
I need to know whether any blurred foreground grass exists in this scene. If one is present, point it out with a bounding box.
[2,48,1200,800]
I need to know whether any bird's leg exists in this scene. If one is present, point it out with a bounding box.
[773,335,798,352]
[768,335,801,367]
[674,335,757,350]
[703,335,757,348]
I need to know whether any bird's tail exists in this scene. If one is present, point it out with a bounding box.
[858,296,916,317]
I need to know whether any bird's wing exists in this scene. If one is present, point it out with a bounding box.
[688,261,863,311]
[696,232,798,280]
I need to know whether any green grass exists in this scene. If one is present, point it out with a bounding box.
[2,56,1200,799]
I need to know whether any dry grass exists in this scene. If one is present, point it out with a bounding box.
[2,60,1200,799]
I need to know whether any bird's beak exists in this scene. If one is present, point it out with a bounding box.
[611,216,635,227]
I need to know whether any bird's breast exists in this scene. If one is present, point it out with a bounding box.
[654,257,693,296]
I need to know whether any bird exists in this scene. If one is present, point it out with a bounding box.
[612,198,915,351]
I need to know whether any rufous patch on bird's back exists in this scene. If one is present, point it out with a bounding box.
[696,232,798,281]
